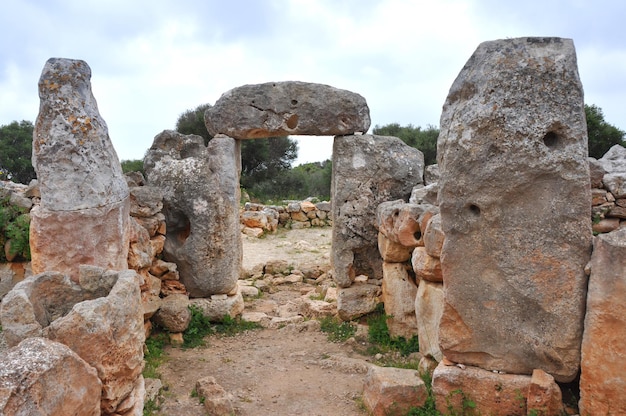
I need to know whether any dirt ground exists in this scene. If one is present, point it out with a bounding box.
[155,227,375,416]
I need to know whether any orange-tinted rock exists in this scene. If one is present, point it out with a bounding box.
[31,58,130,282]
[433,361,531,415]
[423,213,445,258]
[437,38,591,382]
[411,247,442,283]
[579,228,626,415]
[527,369,563,416]
[30,199,130,283]
[382,262,418,339]
[415,280,444,361]
[0,337,101,416]
[363,366,427,416]
[378,232,412,263]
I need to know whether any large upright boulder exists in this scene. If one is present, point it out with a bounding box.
[579,228,626,415]
[437,38,591,382]
[144,130,241,297]
[332,135,424,287]
[30,58,130,282]
[205,81,370,139]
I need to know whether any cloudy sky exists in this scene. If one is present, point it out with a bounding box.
[1,0,624,165]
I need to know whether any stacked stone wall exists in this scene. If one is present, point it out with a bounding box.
[240,200,332,237]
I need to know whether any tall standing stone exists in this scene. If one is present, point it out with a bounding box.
[144,130,241,297]
[579,228,626,415]
[31,58,130,282]
[332,134,424,287]
[437,38,591,382]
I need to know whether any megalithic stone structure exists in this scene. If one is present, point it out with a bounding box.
[30,58,130,282]
[437,37,591,382]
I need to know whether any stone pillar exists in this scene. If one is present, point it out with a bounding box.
[331,134,424,288]
[437,37,591,382]
[31,58,130,282]
[144,130,241,298]
[579,228,626,415]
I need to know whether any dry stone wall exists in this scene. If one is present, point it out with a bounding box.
[240,200,332,237]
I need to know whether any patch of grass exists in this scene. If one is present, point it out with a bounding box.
[142,398,160,416]
[319,316,357,342]
[183,305,215,348]
[183,306,262,348]
[404,372,439,416]
[366,305,420,356]
[446,388,477,416]
[308,293,325,301]
[143,333,168,379]
[214,314,262,336]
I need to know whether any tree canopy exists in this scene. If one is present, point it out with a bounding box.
[585,104,625,159]
[0,120,36,184]
[372,123,439,166]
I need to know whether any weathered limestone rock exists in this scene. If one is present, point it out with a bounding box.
[31,58,129,281]
[129,186,163,218]
[153,293,191,333]
[189,292,245,322]
[336,284,381,321]
[44,269,145,414]
[411,247,442,283]
[144,130,241,297]
[377,232,412,263]
[579,228,626,415]
[598,144,626,198]
[332,135,424,287]
[205,81,370,139]
[0,337,102,416]
[437,37,591,382]
[381,262,418,339]
[195,376,234,416]
[415,280,444,362]
[362,366,427,416]
[0,262,31,301]
[423,213,444,258]
[377,200,437,248]
[433,362,532,416]
[528,369,564,416]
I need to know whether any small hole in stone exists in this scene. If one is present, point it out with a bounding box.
[291,99,298,105]
[543,131,559,148]
[393,210,399,217]
[414,231,422,241]
[468,204,481,216]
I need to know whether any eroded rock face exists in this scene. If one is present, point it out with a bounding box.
[332,135,424,287]
[0,268,145,415]
[144,130,241,297]
[0,337,102,416]
[363,366,427,416]
[579,228,626,415]
[30,58,130,281]
[437,37,591,382]
[205,81,370,139]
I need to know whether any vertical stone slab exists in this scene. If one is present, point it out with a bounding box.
[332,134,424,287]
[579,228,626,415]
[144,131,241,297]
[437,38,591,382]
[31,58,130,281]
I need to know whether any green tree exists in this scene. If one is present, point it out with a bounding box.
[585,104,625,159]
[120,159,144,174]
[372,123,439,165]
[0,120,36,184]
[175,103,298,194]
